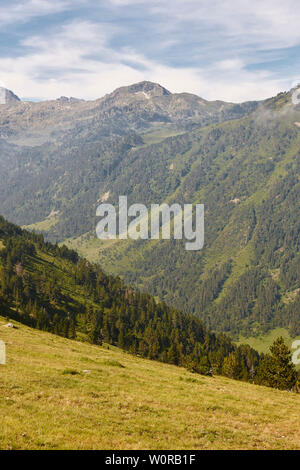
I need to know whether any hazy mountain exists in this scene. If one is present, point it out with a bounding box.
[0,82,299,339]
[0,87,21,106]
[0,81,257,139]
[0,80,258,225]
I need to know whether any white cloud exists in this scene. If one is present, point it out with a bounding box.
[0,0,74,25]
[108,0,300,50]
[0,20,291,103]
[0,21,146,99]
[1,1,300,101]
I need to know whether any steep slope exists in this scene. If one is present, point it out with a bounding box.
[1,83,300,339]
[63,90,300,338]
[0,216,262,382]
[0,82,257,228]
[1,316,300,450]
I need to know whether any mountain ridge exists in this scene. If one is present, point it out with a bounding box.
[0,82,300,340]
[0,87,21,105]
[0,80,259,141]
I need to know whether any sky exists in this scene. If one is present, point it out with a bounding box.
[0,0,300,102]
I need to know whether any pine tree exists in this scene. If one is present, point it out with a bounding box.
[257,337,297,390]
[197,355,212,376]
[167,344,179,365]
[222,352,242,380]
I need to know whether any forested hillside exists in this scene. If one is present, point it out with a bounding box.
[0,82,300,339]
[0,216,266,384]
[2,215,299,391]
[0,81,256,231]
[66,89,300,339]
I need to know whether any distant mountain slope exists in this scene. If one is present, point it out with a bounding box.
[65,89,300,338]
[0,81,257,230]
[0,216,262,382]
[0,82,299,339]
[0,81,257,139]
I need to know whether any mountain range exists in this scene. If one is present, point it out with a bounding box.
[1,81,300,340]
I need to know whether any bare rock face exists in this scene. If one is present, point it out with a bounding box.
[108,81,171,100]
[0,87,21,105]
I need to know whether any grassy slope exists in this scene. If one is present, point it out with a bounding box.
[237,328,300,356]
[0,316,299,450]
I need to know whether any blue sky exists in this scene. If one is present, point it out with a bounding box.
[1,0,300,102]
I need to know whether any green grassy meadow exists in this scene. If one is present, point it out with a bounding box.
[0,316,299,450]
[237,328,300,356]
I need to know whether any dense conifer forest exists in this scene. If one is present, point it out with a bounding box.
[0,216,298,390]
[2,84,300,340]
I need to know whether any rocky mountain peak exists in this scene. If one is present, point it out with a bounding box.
[126,81,171,97]
[0,87,21,105]
[106,81,171,103]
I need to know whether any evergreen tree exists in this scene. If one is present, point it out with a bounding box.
[257,337,297,390]
[222,352,242,380]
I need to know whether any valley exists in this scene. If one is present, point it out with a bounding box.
[1,82,300,344]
